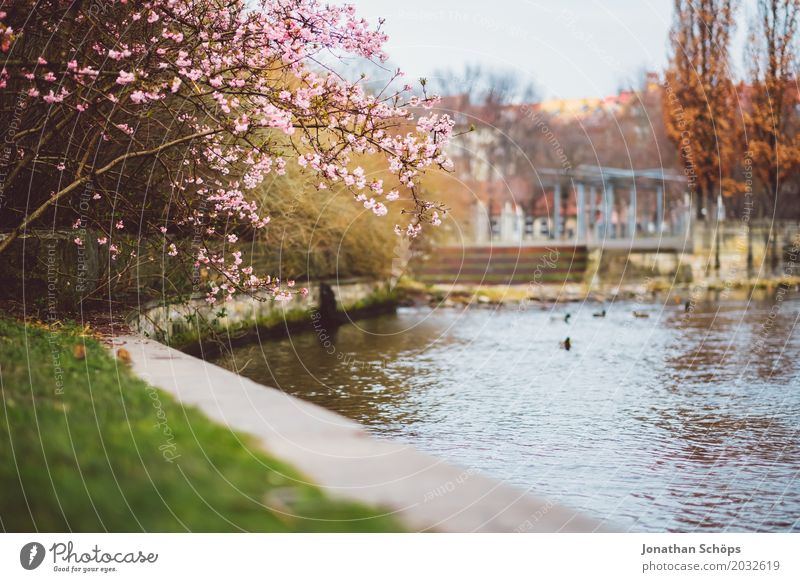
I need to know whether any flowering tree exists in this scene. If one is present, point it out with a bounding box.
[0,0,453,303]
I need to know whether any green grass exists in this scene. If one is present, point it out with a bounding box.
[0,317,402,532]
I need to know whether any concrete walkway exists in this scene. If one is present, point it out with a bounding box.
[116,335,606,532]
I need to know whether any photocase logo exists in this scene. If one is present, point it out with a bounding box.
[20,542,46,570]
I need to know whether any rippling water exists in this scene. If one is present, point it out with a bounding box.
[215,293,800,532]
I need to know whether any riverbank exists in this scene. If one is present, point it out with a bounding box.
[0,317,402,532]
[395,275,800,307]
[0,315,604,532]
[114,332,605,532]
[129,279,397,357]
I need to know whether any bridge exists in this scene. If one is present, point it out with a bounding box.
[471,165,692,253]
[417,165,692,286]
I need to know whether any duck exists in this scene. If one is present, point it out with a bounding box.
[564,313,572,324]
[593,309,606,318]
[632,311,649,319]
[559,337,572,351]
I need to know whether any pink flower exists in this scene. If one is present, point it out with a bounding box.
[115,220,124,230]
[234,115,249,133]
[129,90,147,104]
[73,237,83,246]
[43,89,65,103]
[97,237,108,245]
[115,70,135,85]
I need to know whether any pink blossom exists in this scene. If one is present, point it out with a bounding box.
[115,70,135,85]
[129,90,147,104]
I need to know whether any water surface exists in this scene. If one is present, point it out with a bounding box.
[215,294,800,531]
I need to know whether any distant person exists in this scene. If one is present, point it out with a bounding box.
[560,337,571,351]
[564,313,571,324]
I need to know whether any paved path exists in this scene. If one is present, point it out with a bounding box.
[116,335,608,532]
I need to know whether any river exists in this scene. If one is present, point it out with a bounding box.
[214,292,800,532]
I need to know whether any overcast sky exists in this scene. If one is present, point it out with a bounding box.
[346,0,756,100]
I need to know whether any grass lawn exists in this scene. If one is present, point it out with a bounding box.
[0,317,402,532]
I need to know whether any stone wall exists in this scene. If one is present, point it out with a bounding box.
[128,279,393,347]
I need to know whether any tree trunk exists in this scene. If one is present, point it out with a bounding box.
[770,228,781,274]
[696,189,706,221]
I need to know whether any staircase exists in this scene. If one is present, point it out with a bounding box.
[416,245,589,286]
